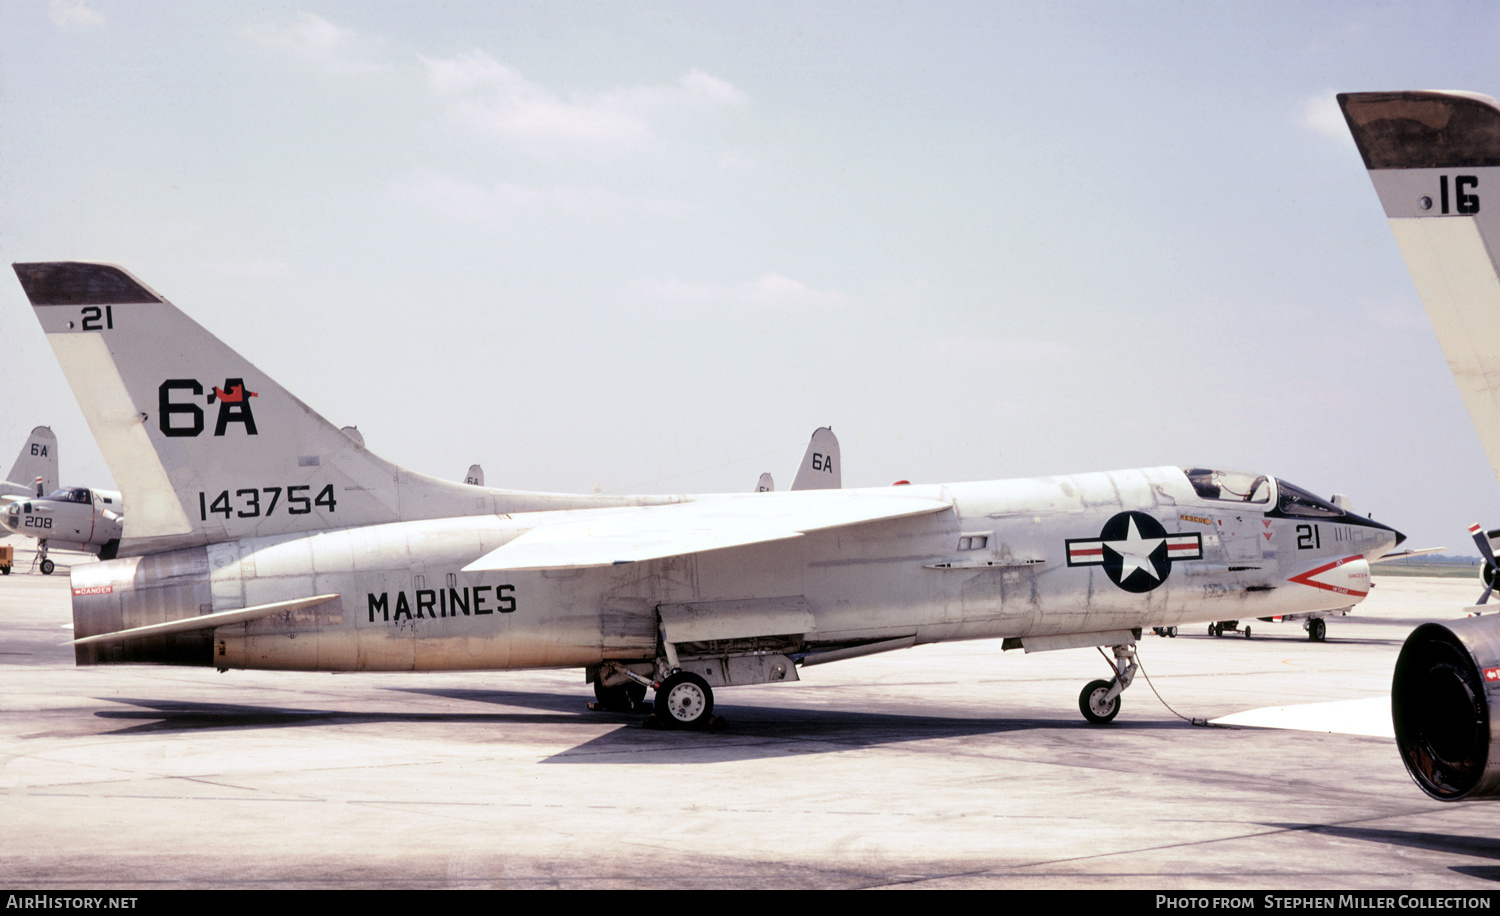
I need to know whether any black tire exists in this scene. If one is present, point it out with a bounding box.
[1244,626,1252,639]
[1309,618,1326,642]
[39,559,54,575]
[654,671,714,729]
[593,679,646,712]
[1079,679,1120,724]
[1,566,9,575]
[1167,627,1177,638]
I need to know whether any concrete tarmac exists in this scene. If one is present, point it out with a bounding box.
[3,538,1498,890]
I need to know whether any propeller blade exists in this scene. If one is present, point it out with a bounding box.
[1471,523,1497,605]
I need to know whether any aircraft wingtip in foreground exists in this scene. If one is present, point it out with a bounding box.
[11,257,1401,728]
[1343,88,1500,800]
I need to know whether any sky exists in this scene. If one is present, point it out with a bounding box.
[1,1,1498,554]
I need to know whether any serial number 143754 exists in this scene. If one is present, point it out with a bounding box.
[198,484,337,520]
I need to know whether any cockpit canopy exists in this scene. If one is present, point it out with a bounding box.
[1272,479,1347,519]
[43,487,92,504]
[1182,468,1271,504]
[1181,468,1347,519]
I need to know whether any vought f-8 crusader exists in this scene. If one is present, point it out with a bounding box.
[14,262,1402,726]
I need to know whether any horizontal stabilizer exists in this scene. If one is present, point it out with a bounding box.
[68,593,340,645]
[464,492,951,572]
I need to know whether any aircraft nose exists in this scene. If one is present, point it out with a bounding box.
[1366,516,1405,553]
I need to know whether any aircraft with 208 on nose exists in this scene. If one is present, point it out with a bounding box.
[12,262,1403,726]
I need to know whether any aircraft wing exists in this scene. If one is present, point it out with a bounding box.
[464,492,952,572]
[1371,547,1447,563]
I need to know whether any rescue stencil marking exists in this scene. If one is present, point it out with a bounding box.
[1066,511,1203,593]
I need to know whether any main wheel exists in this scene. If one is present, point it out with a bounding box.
[1309,618,1326,642]
[1244,626,1252,639]
[1167,627,1177,638]
[39,559,54,575]
[1079,679,1120,724]
[593,679,646,712]
[654,671,714,729]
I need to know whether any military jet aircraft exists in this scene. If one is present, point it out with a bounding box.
[1342,88,1500,799]
[0,485,124,574]
[1,425,57,502]
[13,261,1401,726]
[755,427,841,493]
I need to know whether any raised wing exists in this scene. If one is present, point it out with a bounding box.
[1341,91,1500,485]
[464,490,951,572]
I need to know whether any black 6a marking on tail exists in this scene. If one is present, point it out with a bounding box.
[158,377,260,437]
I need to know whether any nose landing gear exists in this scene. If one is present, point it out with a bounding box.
[1079,643,1138,724]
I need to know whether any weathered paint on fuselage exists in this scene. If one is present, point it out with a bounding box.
[66,467,1393,672]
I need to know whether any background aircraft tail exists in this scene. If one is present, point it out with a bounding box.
[2,425,57,499]
[13,262,664,554]
[1341,91,1500,485]
[790,426,840,491]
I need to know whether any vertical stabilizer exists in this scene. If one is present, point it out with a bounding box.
[3,426,57,499]
[1341,91,1500,485]
[790,426,840,491]
[12,262,664,554]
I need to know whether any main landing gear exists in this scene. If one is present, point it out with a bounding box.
[589,663,719,729]
[1078,643,1138,725]
[1209,620,1250,638]
[592,678,647,713]
[1306,618,1327,642]
[654,670,715,729]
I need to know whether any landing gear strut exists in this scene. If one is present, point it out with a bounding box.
[1079,643,1137,725]
[37,539,54,575]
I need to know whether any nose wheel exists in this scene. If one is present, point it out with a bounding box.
[1078,643,1137,725]
[1080,679,1121,724]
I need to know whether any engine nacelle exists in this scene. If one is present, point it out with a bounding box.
[1392,617,1500,800]
[69,547,213,667]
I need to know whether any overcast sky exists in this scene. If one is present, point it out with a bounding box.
[2,1,1497,553]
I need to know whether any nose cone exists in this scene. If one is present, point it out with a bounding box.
[1360,515,1405,556]
[0,504,22,534]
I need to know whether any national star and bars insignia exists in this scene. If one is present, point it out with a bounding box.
[1066,510,1203,593]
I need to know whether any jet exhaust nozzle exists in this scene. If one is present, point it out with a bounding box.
[70,548,214,667]
[1392,617,1500,800]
